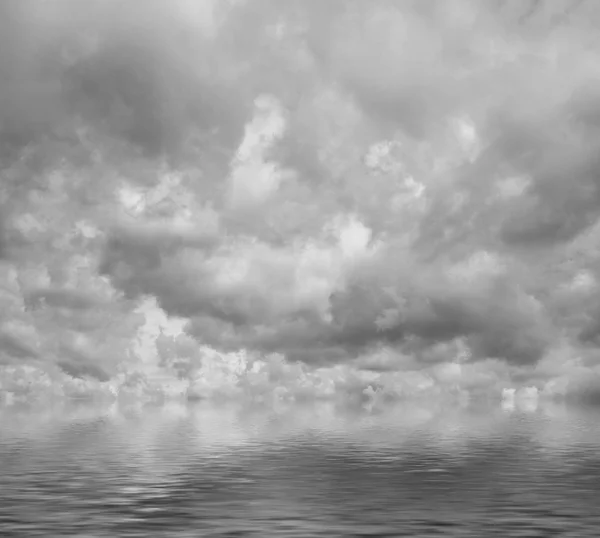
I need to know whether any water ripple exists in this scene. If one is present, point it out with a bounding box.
[1,402,600,536]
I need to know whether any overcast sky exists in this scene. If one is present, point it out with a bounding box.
[2,0,600,405]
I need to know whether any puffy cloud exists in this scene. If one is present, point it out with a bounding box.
[3,0,600,405]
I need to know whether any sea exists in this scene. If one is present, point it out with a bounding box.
[1,399,599,537]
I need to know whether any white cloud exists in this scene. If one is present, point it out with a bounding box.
[227,95,289,209]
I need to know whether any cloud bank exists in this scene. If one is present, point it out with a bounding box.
[2,0,600,406]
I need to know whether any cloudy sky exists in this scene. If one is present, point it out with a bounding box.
[2,0,600,404]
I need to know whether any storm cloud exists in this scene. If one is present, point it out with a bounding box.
[2,0,600,404]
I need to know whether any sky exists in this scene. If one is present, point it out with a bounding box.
[2,0,600,406]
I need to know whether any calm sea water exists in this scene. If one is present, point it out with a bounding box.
[1,400,599,537]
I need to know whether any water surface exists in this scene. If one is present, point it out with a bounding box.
[1,401,599,536]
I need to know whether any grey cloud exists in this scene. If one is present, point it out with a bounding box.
[497,137,600,247]
[415,96,600,258]
[0,0,252,163]
[6,0,600,400]
[576,303,600,344]
[547,370,600,405]
[306,2,600,259]
[167,266,552,367]
[0,215,9,260]
[0,331,39,360]
[98,220,222,303]
[111,220,221,251]
[24,287,102,311]
[56,342,112,382]
[56,360,111,382]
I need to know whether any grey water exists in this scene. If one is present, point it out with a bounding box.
[1,401,600,537]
